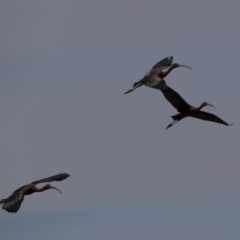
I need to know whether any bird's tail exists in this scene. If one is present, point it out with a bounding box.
[171,113,181,120]
[124,80,143,94]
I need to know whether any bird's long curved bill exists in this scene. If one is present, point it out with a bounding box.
[179,64,192,70]
[124,82,143,94]
[51,186,62,193]
[207,103,216,110]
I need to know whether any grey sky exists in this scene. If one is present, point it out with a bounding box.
[1,0,240,239]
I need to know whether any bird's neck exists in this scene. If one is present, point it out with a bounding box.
[161,64,177,78]
[197,104,204,111]
[35,186,49,192]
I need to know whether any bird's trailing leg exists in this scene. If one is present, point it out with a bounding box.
[124,81,143,94]
[166,120,178,130]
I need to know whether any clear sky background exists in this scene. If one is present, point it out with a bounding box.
[0,0,240,239]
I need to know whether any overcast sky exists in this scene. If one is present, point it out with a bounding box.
[1,0,240,239]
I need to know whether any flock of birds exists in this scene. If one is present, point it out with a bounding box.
[125,56,233,129]
[0,56,232,213]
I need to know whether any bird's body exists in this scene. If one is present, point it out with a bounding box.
[0,173,70,213]
[124,56,191,94]
[141,74,168,91]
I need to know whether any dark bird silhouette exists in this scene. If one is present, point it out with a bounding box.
[161,82,233,129]
[124,56,191,94]
[0,173,70,213]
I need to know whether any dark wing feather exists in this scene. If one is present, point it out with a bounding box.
[2,191,24,213]
[151,56,173,70]
[31,173,70,185]
[190,111,232,126]
[161,82,190,112]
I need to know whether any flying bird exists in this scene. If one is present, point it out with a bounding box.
[0,173,70,213]
[161,83,233,129]
[124,56,191,94]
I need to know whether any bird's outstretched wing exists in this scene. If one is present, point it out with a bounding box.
[161,81,190,112]
[1,191,24,213]
[151,56,173,70]
[190,111,233,126]
[31,173,70,185]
